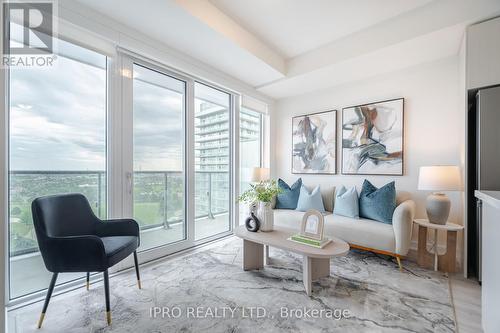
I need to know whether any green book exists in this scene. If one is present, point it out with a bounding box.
[289,234,331,248]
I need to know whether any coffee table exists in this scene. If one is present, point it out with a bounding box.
[234,225,350,296]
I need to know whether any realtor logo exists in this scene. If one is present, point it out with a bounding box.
[3,1,53,54]
[2,1,57,67]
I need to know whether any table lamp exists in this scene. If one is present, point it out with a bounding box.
[251,167,270,183]
[418,166,461,224]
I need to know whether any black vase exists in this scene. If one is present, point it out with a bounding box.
[245,213,260,232]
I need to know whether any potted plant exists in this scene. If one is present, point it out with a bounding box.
[238,180,282,232]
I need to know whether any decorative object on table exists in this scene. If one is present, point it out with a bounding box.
[300,209,325,240]
[333,185,359,218]
[244,213,260,232]
[342,98,404,175]
[418,165,462,224]
[292,110,337,174]
[359,180,396,224]
[275,178,302,209]
[257,201,274,232]
[288,209,332,249]
[248,167,270,215]
[414,219,464,272]
[289,234,332,249]
[295,185,326,212]
[238,179,282,232]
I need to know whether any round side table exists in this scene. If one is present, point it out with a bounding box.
[413,219,464,272]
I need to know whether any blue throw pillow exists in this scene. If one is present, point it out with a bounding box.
[276,178,302,209]
[359,180,396,224]
[296,185,325,212]
[333,186,359,218]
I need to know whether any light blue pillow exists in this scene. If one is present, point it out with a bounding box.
[275,178,302,209]
[296,185,325,212]
[359,180,396,224]
[333,186,359,218]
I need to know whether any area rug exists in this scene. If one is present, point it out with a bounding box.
[9,237,456,333]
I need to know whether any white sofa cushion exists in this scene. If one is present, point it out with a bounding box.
[323,214,395,253]
[273,209,395,254]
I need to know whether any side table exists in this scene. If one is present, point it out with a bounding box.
[414,219,464,273]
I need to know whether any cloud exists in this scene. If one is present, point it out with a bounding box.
[10,53,186,172]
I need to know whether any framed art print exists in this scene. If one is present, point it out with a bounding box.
[342,98,404,175]
[300,209,325,240]
[292,110,337,174]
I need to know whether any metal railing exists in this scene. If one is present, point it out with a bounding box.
[9,170,229,257]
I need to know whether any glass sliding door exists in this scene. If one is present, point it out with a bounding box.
[239,108,263,193]
[239,108,263,223]
[194,82,231,240]
[8,37,107,299]
[132,64,186,251]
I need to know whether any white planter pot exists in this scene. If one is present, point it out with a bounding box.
[257,201,274,232]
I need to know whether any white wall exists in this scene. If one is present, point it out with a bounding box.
[272,56,464,252]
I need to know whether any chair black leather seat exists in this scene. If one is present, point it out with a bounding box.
[31,193,142,328]
[102,236,139,267]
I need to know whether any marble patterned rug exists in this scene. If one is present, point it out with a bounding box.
[9,237,456,333]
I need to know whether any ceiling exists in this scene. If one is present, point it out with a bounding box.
[209,0,434,58]
[71,0,500,100]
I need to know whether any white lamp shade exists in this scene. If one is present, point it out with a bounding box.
[251,167,270,182]
[418,166,462,191]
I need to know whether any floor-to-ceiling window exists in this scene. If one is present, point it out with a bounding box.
[194,83,231,240]
[5,24,263,301]
[8,37,107,299]
[132,63,186,251]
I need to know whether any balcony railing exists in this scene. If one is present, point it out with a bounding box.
[9,170,229,257]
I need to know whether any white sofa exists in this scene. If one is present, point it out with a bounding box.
[273,187,416,267]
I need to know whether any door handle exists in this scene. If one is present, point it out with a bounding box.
[126,171,133,194]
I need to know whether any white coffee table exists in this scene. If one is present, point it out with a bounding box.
[234,225,350,296]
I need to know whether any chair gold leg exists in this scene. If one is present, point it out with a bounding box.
[38,272,58,329]
[137,279,142,289]
[396,256,403,271]
[106,311,112,325]
[37,313,45,329]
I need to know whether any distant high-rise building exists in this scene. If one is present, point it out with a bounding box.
[195,102,261,217]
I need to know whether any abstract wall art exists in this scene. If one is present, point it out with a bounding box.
[292,110,337,174]
[342,98,404,175]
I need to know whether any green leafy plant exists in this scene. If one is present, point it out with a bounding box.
[238,179,282,204]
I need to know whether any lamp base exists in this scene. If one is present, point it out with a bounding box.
[426,193,450,225]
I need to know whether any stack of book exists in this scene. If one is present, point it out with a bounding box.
[288,234,332,249]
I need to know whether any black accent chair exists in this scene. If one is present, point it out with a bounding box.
[31,193,141,328]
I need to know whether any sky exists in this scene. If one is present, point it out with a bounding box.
[8,36,254,174]
[9,46,185,172]
[10,51,107,171]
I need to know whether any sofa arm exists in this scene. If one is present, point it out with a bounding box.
[392,200,416,256]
